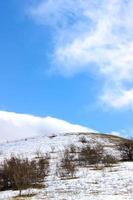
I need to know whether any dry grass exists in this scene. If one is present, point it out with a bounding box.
[12,193,36,200]
[65,132,129,145]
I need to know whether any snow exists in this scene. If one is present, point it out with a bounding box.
[0,132,132,200]
[0,111,96,143]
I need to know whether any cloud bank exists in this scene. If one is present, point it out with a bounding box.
[29,0,133,109]
[0,111,95,143]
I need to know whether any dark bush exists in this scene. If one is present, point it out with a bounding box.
[0,155,49,196]
[78,144,104,166]
[57,149,77,179]
[118,140,133,161]
[69,144,77,154]
[102,154,118,167]
[79,136,87,144]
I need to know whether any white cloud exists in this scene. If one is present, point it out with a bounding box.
[0,111,96,143]
[109,131,121,137]
[29,0,133,109]
[109,130,130,138]
[101,87,133,108]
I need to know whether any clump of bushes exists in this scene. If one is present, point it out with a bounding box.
[0,155,49,196]
[78,144,104,166]
[77,143,119,168]
[117,140,133,161]
[56,142,119,177]
[57,149,77,179]
[69,144,77,154]
[102,154,118,167]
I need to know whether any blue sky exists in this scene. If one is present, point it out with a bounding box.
[0,0,133,137]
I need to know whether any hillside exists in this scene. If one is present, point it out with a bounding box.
[0,111,94,143]
[0,132,133,200]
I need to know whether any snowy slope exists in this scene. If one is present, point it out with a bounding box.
[0,132,132,200]
[0,132,120,159]
[0,111,96,143]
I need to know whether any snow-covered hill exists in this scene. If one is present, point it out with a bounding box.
[0,111,96,143]
[0,132,133,200]
[0,132,120,159]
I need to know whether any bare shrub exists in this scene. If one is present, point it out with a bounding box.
[69,144,77,154]
[78,144,104,166]
[79,136,87,144]
[37,156,49,181]
[118,140,133,161]
[0,157,34,195]
[57,149,77,179]
[0,167,9,191]
[0,155,49,196]
[35,149,44,159]
[51,146,55,153]
[102,154,118,167]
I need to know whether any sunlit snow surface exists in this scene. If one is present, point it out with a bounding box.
[0,132,133,200]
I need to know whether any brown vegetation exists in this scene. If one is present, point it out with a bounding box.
[57,149,77,179]
[118,140,133,161]
[0,155,49,196]
[78,144,104,166]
